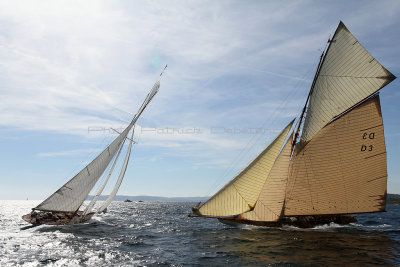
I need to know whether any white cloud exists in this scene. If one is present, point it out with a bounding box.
[37,148,101,157]
[1,1,399,196]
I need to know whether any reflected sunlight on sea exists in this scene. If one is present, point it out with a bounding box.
[1,200,399,266]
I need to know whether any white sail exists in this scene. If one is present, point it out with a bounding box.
[83,138,126,215]
[35,123,133,212]
[300,21,395,143]
[34,67,166,213]
[97,129,135,213]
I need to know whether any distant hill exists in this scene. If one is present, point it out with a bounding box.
[87,195,209,202]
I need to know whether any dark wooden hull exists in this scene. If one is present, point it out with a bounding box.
[217,215,357,228]
[22,211,95,225]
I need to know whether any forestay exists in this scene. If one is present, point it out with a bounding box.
[300,21,395,143]
[198,120,294,217]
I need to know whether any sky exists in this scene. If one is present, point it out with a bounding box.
[0,0,399,200]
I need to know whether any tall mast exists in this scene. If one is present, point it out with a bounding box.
[292,37,333,147]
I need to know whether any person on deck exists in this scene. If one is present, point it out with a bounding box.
[35,213,40,224]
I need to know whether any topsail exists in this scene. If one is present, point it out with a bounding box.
[300,22,395,143]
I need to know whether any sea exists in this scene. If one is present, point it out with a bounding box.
[1,200,399,266]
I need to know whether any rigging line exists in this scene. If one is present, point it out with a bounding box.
[60,128,113,186]
[204,67,314,196]
[205,73,309,196]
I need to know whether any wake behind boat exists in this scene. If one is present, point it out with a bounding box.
[190,21,396,228]
[22,66,167,225]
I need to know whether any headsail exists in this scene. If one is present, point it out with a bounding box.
[198,119,294,217]
[83,138,126,215]
[239,133,293,222]
[97,128,135,213]
[285,95,387,216]
[300,21,395,143]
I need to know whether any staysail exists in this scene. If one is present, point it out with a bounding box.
[83,138,126,215]
[285,95,387,215]
[300,21,395,143]
[198,120,294,217]
[240,133,293,222]
[97,128,135,213]
[35,67,166,213]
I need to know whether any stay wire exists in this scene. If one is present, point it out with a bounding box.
[204,66,314,197]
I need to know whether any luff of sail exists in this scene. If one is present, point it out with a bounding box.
[34,69,165,213]
[285,95,387,216]
[198,119,294,217]
[300,21,396,144]
[239,133,293,222]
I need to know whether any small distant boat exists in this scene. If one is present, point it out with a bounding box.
[138,200,144,203]
[190,22,396,228]
[22,66,167,225]
[124,199,133,203]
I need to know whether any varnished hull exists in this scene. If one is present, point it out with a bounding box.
[22,211,95,225]
[217,215,357,228]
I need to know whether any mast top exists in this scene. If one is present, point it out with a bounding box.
[160,64,168,77]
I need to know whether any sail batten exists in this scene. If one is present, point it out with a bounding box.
[198,120,294,217]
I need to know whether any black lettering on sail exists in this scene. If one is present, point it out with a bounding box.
[369,133,375,139]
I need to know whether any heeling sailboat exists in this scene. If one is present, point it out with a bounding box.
[190,21,396,228]
[22,66,167,225]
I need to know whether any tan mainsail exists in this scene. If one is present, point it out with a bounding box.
[240,134,293,222]
[301,21,395,143]
[198,120,294,217]
[285,95,387,216]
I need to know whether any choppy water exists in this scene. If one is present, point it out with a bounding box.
[1,200,399,266]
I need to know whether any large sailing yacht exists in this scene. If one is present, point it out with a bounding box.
[22,66,167,225]
[190,22,396,228]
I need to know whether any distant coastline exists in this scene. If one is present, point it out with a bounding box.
[85,194,400,204]
[388,193,400,205]
[87,195,210,202]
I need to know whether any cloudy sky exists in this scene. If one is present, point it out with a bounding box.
[1,0,399,200]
